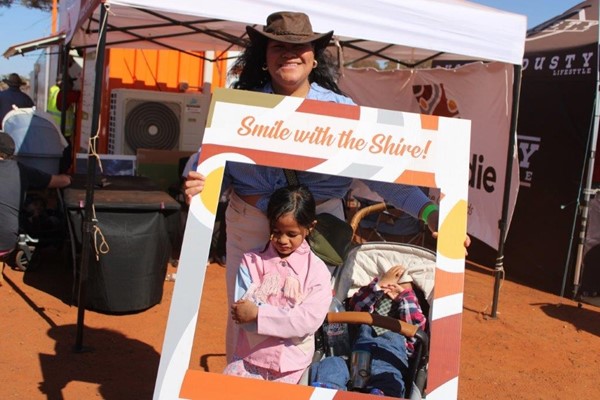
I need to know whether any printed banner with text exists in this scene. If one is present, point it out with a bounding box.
[340,62,518,249]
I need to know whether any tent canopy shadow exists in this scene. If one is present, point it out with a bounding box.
[534,302,600,338]
[40,324,160,399]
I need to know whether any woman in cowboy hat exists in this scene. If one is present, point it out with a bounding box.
[0,73,34,124]
[183,11,445,368]
[232,11,351,100]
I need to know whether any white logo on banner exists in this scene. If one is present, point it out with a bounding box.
[517,135,541,188]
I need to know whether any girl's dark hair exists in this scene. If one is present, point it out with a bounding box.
[266,184,317,229]
[229,39,345,95]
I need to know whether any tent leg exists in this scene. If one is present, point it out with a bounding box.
[566,3,600,298]
[560,108,599,298]
[565,79,600,299]
[490,65,522,319]
[490,255,504,318]
[74,3,108,353]
[571,219,586,299]
[570,191,595,299]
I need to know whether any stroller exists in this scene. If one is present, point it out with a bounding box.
[306,203,436,399]
[2,108,69,270]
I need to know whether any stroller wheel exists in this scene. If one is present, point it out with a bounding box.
[14,249,29,271]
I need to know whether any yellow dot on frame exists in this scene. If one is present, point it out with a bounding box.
[199,166,225,215]
[437,199,468,260]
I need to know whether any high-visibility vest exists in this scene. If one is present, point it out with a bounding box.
[47,85,75,138]
[47,85,61,126]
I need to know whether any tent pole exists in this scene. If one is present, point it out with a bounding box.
[74,3,108,352]
[564,7,600,299]
[560,96,598,298]
[567,50,600,299]
[59,44,70,136]
[491,65,522,319]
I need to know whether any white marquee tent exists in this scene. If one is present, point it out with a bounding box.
[61,0,525,65]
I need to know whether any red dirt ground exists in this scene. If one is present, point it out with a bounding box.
[1,247,599,399]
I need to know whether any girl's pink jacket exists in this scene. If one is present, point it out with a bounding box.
[234,240,333,373]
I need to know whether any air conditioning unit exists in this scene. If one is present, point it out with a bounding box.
[107,87,211,155]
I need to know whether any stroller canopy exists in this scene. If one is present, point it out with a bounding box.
[334,242,436,305]
[2,107,67,157]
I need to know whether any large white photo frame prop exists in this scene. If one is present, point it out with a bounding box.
[154,88,470,400]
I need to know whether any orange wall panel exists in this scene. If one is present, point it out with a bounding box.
[107,49,209,91]
[93,48,230,153]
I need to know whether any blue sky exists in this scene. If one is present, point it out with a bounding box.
[0,0,585,78]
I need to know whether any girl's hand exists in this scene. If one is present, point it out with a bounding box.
[379,265,406,287]
[184,171,206,204]
[231,299,258,324]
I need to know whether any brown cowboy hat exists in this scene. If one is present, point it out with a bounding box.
[2,73,26,87]
[246,11,333,51]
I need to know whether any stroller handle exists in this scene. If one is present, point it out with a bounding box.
[326,311,419,337]
[349,202,390,235]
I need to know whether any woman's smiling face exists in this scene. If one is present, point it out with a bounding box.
[265,40,315,96]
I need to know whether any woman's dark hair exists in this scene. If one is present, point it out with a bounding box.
[267,184,317,230]
[228,39,344,95]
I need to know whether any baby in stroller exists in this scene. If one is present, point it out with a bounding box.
[310,263,426,398]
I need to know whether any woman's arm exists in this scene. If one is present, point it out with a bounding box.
[48,174,72,189]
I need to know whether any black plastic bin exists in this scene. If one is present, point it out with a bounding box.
[64,176,180,313]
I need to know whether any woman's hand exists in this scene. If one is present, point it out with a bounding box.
[424,206,471,255]
[231,299,258,324]
[431,231,472,255]
[183,170,206,205]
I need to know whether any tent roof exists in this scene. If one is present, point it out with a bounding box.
[526,0,598,53]
[59,0,526,66]
[2,33,65,59]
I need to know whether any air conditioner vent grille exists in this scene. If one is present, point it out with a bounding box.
[124,101,180,153]
[108,87,211,155]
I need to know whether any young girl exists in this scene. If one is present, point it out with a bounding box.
[223,184,332,383]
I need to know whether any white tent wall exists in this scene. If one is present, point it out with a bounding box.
[54,1,527,399]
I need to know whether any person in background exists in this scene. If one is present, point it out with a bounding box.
[54,77,80,172]
[183,11,449,362]
[223,184,331,383]
[56,77,80,129]
[0,73,34,124]
[46,78,63,129]
[0,131,71,270]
